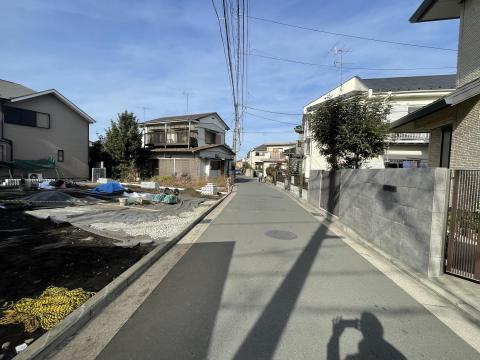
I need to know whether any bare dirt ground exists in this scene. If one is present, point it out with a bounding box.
[0,198,152,359]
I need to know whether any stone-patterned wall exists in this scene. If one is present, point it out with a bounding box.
[450,95,480,169]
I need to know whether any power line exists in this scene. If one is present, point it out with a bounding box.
[248,15,458,52]
[248,52,456,71]
[245,111,299,125]
[245,105,304,116]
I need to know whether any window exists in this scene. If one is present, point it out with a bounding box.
[205,130,217,144]
[4,106,50,128]
[210,160,221,170]
[57,150,64,162]
[255,152,260,156]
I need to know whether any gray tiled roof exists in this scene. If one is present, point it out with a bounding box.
[143,112,217,124]
[143,112,230,130]
[0,79,35,99]
[361,74,456,92]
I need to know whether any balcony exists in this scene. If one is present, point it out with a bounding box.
[144,130,198,147]
[390,132,430,143]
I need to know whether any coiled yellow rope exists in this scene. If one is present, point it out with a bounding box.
[0,286,95,333]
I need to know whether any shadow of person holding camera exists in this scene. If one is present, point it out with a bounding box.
[327,312,406,360]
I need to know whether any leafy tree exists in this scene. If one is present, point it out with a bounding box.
[309,95,391,169]
[89,135,114,177]
[103,111,142,179]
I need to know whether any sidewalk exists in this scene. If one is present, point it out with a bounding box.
[275,181,480,326]
[91,177,479,359]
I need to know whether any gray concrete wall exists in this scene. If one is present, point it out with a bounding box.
[308,170,321,208]
[2,94,90,179]
[309,168,449,277]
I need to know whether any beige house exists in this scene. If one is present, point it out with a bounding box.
[0,79,94,179]
[246,142,296,176]
[392,0,480,169]
[300,75,455,178]
[141,112,234,178]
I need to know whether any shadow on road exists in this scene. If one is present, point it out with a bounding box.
[327,312,406,360]
[97,241,235,360]
[233,224,339,359]
[234,176,252,183]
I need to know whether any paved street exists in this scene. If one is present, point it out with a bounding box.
[97,177,479,360]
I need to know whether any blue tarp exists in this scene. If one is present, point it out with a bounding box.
[90,181,125,194]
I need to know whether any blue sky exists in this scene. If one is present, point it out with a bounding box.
[0,0,459,158]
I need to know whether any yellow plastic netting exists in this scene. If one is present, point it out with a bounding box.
[0,286,95,333]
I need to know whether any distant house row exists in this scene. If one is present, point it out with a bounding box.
[0,79,234,180]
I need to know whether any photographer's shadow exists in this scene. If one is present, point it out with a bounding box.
[327,312,406,360]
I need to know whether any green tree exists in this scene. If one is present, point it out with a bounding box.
[309,95,391,169]
[103,110,142,179]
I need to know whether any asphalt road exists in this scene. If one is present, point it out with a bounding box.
[97,177,479,360]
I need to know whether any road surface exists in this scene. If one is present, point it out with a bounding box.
[97,177,479,360]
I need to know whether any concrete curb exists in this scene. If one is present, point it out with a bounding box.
[269,182,480,326]
[14,193,232,360]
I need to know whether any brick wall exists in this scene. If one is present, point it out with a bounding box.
[450,95,480,169]
[457,0,480,87]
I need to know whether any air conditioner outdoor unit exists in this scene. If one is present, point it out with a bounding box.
[28,173,43,180]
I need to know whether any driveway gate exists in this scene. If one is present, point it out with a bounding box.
[446,170,480,282]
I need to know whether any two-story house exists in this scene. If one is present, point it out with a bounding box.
[391,0,480,169]
[0,79,94,179]
[141,112,234,178]
[246,142,296,176]
[299,74,456,178]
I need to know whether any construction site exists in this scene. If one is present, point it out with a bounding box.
[0,179,225,359]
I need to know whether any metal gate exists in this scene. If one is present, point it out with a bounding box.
[446,170,480,282]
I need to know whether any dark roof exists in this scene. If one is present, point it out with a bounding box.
[0,79,35,99]
[147,144,235,155]
[410,0,461,23]
[143,112,230,130]
[361,74,456,92]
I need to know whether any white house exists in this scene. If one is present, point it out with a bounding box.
[246,142,296,176]
[300,74,456,177]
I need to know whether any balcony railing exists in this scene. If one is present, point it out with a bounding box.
[390,132,430,143]
[144,130,198,147]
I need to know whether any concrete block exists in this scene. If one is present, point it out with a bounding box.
[382,204,406,224]
[407,188,434,211]
[404,207,432,236]
[428,234,445,259]
[366,169,385,184]
[428,256,444,277]
[431,211,447,236]
[434,168,450,191]
[433,190,448,213]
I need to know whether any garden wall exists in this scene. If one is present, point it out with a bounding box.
[308,168,450,277]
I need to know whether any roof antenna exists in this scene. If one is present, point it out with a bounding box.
[333,47,352,94]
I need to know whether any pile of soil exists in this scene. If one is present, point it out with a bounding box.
[0,209,152,360]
